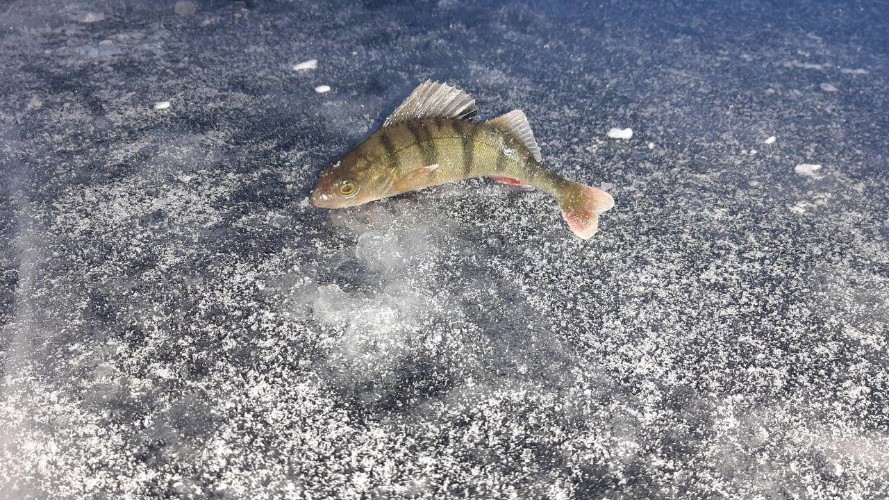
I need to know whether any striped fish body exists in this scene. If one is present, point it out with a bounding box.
[312,81,614,239]
[347,118,566,199]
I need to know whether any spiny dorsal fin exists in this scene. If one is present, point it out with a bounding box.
[384,80,478,126]
[487,110,542,162]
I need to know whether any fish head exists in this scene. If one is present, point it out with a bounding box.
[311,157,380,208]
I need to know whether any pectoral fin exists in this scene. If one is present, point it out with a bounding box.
[393,164,439,192]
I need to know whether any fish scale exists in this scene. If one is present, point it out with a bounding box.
[311,81,614,239]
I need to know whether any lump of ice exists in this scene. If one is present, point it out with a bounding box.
[293,59,318,71]
[314,85,331,93]
[607,127,633,140]
[795,163,822,178]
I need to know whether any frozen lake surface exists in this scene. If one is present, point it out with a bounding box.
[1,0,887,497]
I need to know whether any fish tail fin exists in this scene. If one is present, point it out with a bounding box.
[559,181,615,240]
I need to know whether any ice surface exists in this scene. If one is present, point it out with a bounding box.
[1,0,888,498]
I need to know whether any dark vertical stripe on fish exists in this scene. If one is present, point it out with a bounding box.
[379,129,398,170]
[462,124,477,176]
[495,149,507,172]
[406,122,437,167]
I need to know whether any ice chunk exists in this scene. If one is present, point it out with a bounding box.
[314,85,331,93]
[293,59,318,71]
[607,128,633,140]
[795,163,822,178]
[764,136,776,144]
[153,101,171,110]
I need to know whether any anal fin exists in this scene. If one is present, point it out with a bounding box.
[491,176,534,189]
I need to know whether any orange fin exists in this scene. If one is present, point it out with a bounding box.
[491,176,533,189]
[393,164,439,192]
[560,183,615,240]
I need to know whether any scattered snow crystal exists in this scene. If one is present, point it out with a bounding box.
[607,128,633,140]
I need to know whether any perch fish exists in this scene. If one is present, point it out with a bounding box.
[311,81,614,239]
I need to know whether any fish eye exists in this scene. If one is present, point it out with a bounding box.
[338,180,358,197]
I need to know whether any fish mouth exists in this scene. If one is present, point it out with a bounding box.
[310,189,336,208]
[311,164,338,208]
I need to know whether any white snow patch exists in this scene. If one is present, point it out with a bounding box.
[314,85,331,93]
[153,101,171,110]
[292,59,318,71]
[764,136,776,144]
[840,68,869,75]
[783,60,826,70]
[607,128,633,140]
[794,163,822,178]
[647,142,654,149]
[82,12,105,23]
[820,83,838,92]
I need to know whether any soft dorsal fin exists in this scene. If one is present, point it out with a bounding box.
[384,81,478,126]
[487,110,542,162]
